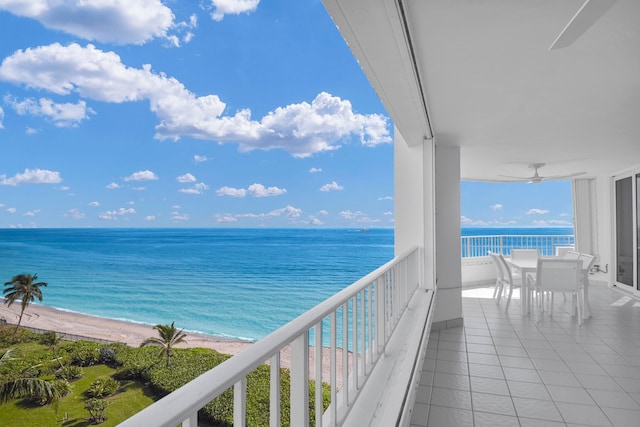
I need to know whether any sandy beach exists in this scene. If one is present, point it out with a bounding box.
[0,303,346,383]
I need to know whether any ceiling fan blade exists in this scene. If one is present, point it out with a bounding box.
[497,175,533,181]
[549,0,617,51]
[541,171,588,180]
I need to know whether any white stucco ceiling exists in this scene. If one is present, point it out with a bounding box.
[323,0,640,182]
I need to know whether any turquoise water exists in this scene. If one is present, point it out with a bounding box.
[0,228,394,342]
[0,227,573,342]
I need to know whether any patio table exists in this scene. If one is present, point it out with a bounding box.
[506,257,591,319]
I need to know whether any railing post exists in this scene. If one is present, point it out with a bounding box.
[290,333,309,426]
[234,378,247,427]
[270,353,281,427]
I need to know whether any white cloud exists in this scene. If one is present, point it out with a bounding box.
[526,208,549,215]
[378,196,393,201]
[339,210,361,220]
[89,201,100,207]
[216,186,246,197]
[6,207,17,213]
[309,167,322,173]
[309,216,324,225]
[320,181,343,192]
[0,106,4,128]
[25,127,38,134]
[145,215,156,221]
[0,0,176,45]
[177,173,196,183]
[124,170,158,181]
[318,210,328,216]
[0,168,62,185]
[215,213,238,223]
[193,154,208,163]
[534,219,572,226]
[99,207,136,220]
[106,182,120,189]
[5,95,94,127]
[171,212,189,221]
[460,215,489,226]
[210,0,260,21]
[384,211,393,216]
[491,203,503,211]
[247,183,286,197]
[179,183,209,195]
[22,209,40,217]
[0,44,390,157]
[65,208,85,219]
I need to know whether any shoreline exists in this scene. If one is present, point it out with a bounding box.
[0,303,256,354]
[0,303,347,383]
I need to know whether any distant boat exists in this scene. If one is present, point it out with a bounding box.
[359,228,370,232]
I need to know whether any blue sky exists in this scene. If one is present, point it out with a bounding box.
[0,0,573,229]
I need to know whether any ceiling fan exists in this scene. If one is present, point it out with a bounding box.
[499,163,587,184]
[549,0,617,50]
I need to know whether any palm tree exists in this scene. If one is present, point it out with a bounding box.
[3,273,47,336]
[0,348,61,404]
[140,322,187,367]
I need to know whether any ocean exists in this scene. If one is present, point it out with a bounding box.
[0,228,394,342]
[1,227,573,342]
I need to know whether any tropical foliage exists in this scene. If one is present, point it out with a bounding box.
[3,274,47,335]
[0,348,61,405]
[1,327,330,426]
[140,321,187,367]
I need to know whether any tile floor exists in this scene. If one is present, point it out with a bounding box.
[410,284,640,427]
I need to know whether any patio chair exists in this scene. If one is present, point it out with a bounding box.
[497,254,524,312]
[527,258,584,324]
[510,249,540,261]
[489,251,506,301]
[564,250,581,259]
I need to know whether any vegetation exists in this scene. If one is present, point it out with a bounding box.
[0,348,62,405]
[140,321,187,367]
[0,325,331,426]
[3,273,48,336]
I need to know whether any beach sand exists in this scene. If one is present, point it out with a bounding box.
[0,303,347,383]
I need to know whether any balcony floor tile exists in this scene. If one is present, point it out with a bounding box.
[411,284,640,427]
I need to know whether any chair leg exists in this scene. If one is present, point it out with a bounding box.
[505,285,513,312]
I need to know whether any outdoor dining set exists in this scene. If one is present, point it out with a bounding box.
[489,248,595,325]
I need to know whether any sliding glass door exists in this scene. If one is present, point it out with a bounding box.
[614,175,636,290]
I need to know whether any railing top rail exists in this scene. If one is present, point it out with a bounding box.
[462,234,574,238]
[119,245,421,427]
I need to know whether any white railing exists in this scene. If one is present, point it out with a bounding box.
[118,246,425,427]
[461,234,575,258]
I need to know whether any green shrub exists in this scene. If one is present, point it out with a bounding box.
[27,379,71,406]
[57,364,83,380]
[86,377,120,398]
[0,325,40,346]
[85,398,109,424]
[65,340,102,366]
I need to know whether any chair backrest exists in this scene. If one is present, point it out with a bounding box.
[511,249,540,261]
[563,250,581,260]
[555,246,575,257]
[489,251,505,281]
[535,258,583,292]
[578,253,596,272]
[498,254,516,283]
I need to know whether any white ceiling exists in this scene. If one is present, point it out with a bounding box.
[323,0,640,182]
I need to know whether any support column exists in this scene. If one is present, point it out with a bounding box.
[432,145,463,329]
